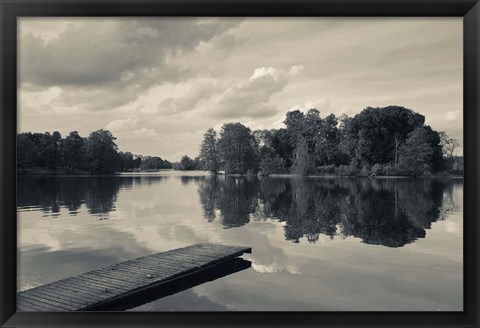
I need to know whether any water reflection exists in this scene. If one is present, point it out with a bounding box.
[17,173,463,311]
[18,174,460,247]
[17,176,167,218]
[198,176,461,247]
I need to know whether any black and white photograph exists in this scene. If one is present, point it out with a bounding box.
[16,17,463,312]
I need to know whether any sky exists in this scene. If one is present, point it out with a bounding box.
[18,17,463,161]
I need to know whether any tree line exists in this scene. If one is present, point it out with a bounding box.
[17,129,172,174]
[195,106,462,176]
[18,106,462,176]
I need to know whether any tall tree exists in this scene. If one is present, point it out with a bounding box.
[17,133,38,171]
[61,131,86,173]
[85,129,118,174]
[199,128,220,174]
[37,132,61,170]
[438,132,459,159]
[291,136,315,175]
[399,126,442,176]
[314,113,340,165]
[217,123,258,174]
[349,106,425,166]
[179,155,195,170]
[270,128,294,168]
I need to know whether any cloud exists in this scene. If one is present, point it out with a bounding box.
[445,110,461,121]
[204,32,243,61]
[105,118,139,132]
[132,127,158,138]
[158,81,222,115]
[289,98,330,113]
[210,65,302,119]
[105,119,158,141]
[19,18,241,110]
[270,98,331,129]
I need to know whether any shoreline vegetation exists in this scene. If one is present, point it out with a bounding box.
[18,106,463,178]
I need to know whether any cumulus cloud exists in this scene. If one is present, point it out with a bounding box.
[445,110,461,121]
[269,98,331,129]
[158,81,222,115]
[105,118,158,141]
[105,118,139,132]
[19,18,241,110]
[210,65,302,119]
[289,98,330,113]
[252,262,301,274]
[131,127,158,137]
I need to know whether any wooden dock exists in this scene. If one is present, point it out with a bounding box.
[17,243,251,311]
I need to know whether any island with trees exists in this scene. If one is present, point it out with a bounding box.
[194,105,462,177]
[17,105,463,177]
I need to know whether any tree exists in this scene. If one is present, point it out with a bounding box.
[85,129,118,174]
[17,133,38,171]
[439,132,459,159]
[348,106,425,166]
[117,151,136,172]
[217,123,259,174]
[140,156,170,170]
[259,155,287,175]
[291,136,315,175]
[193,156,202,170]
[133,156,142,170]
[199,128,220,174]
[36,131,62,170]
[61,131,86,173]
[399,126,442,176]
[314,113,340,165]
[337,114,355,165]
[284,110,305,140]
[303,109,323,153]
[254,129,288,175]
[270,128,294,168]
[179,155,195,170]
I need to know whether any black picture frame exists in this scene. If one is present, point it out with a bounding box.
[1,0,479,327]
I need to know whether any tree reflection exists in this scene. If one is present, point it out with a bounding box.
[18,176,116,217]
[18,176,165,219]
[198,176,461,247]
[84,178,121,216]
[198,176,258,228]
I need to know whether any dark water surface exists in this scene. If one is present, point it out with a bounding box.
[17,171,463,311]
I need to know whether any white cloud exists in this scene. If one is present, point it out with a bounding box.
[290,98,330,113]
[132,127,158,137]
[252,262,301,274]
[270,98,331,129]
[211,65,302,119]
[288,65,304,76]
[445,110,461,121]
[105,118,139,132]
[19,18,241,111]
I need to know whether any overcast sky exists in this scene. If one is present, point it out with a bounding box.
[18,17,463,161]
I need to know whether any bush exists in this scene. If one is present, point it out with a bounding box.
[359,165,371,177]
[259,155,287,175]
[317,164,336,175]
[370,163,384,176]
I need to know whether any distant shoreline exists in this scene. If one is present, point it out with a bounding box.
[17,168,463,179]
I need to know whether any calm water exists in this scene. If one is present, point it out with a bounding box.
[17,171,463,311]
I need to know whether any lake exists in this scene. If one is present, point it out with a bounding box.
[17,171,463,311]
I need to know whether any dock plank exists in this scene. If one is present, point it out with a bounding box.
[17,243,251,311]
[25,287,91,307]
